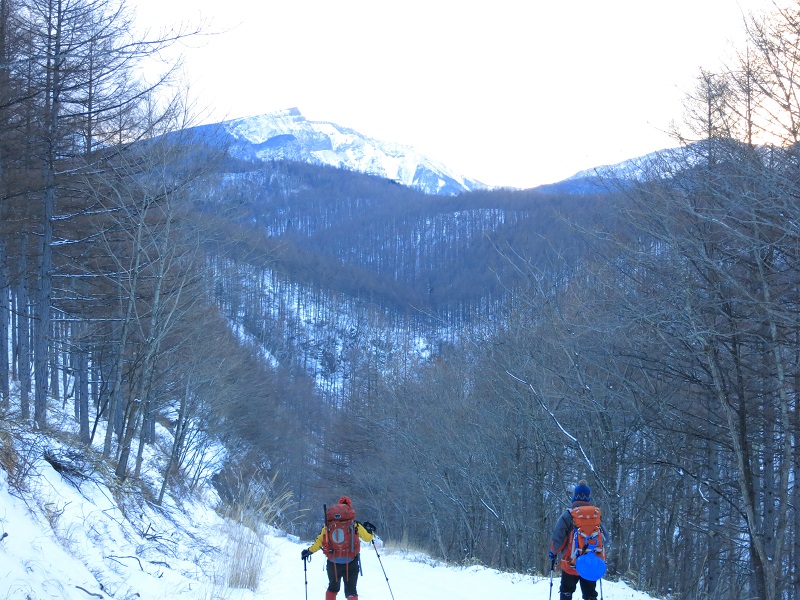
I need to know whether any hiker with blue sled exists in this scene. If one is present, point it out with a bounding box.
[549,480,609,600]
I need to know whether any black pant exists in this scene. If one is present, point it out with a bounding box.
[560,572,597,600]
[326,556,360,597]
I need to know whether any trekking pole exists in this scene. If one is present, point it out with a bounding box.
[303,555,309,600]
[371,539,396,600]
[599,577,604,600]
[549,554,556,600]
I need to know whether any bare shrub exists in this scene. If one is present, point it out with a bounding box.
[214,471,294,592]
[0,425,41,493]
[0,429,18,480]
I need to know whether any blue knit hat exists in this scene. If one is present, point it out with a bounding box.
[572,480,592,502]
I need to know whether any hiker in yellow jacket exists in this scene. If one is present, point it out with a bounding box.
[301,496,376,600]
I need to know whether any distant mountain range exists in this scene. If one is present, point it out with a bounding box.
[188,108,488,196]
[181,107,708,197]
[533,142,724,195]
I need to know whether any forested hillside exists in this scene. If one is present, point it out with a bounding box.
[1,2,800,600]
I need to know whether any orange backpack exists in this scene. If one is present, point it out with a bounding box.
[561,505,606,573]
[323,503,360,560]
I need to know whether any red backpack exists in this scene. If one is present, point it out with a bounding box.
[561,504,606,573]
[323,502,359,560]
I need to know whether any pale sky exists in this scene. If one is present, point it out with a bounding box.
[131,0,768,189]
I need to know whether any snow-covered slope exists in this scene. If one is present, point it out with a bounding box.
[533,148,683,195]
[536,140,757,195]
[216,108,487,195]
[566,146,700,182]
[0,389,658,600]
[0,445,658,600]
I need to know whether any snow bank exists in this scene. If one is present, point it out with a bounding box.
[0,450,658,600]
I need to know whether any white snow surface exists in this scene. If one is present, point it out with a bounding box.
[221,107,487,195]
[0,395,655,600]
[0,449,658,600]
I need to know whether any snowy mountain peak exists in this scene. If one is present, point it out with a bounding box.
[224,107,307,144]
[218,108,487,196]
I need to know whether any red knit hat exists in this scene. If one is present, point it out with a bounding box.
[338,496,352,506]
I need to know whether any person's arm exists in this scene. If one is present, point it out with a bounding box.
[550,510,572,555]
[308,526,327,553]
[356,521,374,543]
[601,522,610,555]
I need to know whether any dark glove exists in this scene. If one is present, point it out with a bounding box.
[301,549,311,560]
[549,551,557,569]
[361,521,376,534]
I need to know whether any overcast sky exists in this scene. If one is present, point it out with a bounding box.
[130,0,768,189]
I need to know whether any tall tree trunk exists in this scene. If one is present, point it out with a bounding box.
[17,254,30,421]
[34,0,65,430]
[115,396,141,480]
[706,443,721,599]
[133,394,151,478]
[0,242,9,410]
[102,321,126,458]
[75,322,89,443]
[157,377,192,505]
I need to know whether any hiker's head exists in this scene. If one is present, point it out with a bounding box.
[572,480,592,502]
[338,496,352,506]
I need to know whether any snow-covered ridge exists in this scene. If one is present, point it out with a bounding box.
[535,143,719,195]
[565,139,769,184]
[219,107,487,196]
[566,147,696,182]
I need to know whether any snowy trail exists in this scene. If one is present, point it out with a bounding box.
[0,438,654,600]
[263,533,649,600]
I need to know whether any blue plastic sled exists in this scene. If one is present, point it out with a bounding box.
[576,552,606,581]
